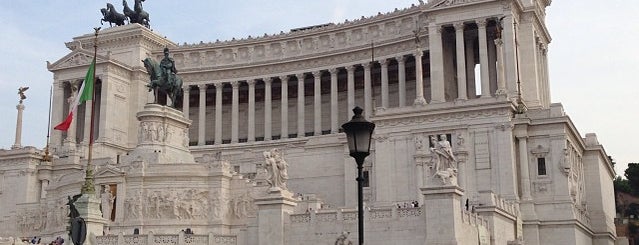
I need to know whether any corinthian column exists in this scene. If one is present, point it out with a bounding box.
[396,56,406,107]
[428,24,444,103]
[313,71,322,136]
[280,76,289,139]
[477,19,491,97]
[198,84,207,146]
[264,78,272,141]
[214,83,223,145]
[296,73,305,137]
[182,85,190,117]
[247,80,256,143]
[363,63,372,117]
[231,81,239,143]
[346,66,355,118]
[381,59,389,108]
[329,68,339,133]
[454,22,468,100]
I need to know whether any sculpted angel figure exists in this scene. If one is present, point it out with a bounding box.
[18,86,29,103]
[263,149,289,190]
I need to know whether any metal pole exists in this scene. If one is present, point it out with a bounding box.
[356,157,365,245]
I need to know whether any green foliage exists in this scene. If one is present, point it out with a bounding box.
[626,163,639,195]
[615,176,633,194]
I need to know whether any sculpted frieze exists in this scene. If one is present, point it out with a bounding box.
[377,108,511,128]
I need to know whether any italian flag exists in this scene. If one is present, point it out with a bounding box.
[54,60,95,131]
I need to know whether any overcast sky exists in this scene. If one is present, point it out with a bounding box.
[0,1,636,175]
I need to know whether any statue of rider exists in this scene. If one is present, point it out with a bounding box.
[160,47,177,87]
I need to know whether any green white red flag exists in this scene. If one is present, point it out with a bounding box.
[54,60,95,131]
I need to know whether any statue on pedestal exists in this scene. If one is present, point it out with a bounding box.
[429,134,458,185]
[142,48,183,108]
[262,149,289,191]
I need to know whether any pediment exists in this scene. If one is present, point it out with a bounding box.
[95,165,126,178]
[47,49,108,71]
[428,0,485,9]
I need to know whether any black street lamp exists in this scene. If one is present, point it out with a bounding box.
[341,106,375,245]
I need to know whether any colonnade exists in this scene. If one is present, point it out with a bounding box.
[183,18,505,146]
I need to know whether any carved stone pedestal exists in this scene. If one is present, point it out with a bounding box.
[421,185,465,245]
[75,193,107,245]
[254,188,297,245]
[122,103,194,164]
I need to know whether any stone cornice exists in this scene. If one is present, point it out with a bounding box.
[66,24,175,52]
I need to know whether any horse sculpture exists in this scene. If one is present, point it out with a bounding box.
[142,58,182,108]
[100,3,126,26]
[123,0,150,28]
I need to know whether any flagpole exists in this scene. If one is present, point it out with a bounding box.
[43,85,53,162]
[81,27,100,195]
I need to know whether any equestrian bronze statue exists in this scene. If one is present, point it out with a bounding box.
[142,48,183,108]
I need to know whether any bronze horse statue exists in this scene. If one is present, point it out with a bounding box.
[100,3,126,26]
[123,0,150,28]
[142,58,182,108]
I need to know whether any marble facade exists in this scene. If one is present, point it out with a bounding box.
[0,0,618,244]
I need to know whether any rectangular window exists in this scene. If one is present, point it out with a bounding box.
[537,158,547,176]
[234,165,240,173]
[363,170,370,187]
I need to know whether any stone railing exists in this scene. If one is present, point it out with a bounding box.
[289,206,423,224]
[476,191,519,217]
[95,233,236,245]
[461,209,490,228]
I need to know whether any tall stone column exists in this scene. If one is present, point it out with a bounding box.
[414,50,428,105]
[477,19,491,97]
[465,38,477,98]
[12,103,25,149]
[51,82,65,148]
[296,73,305,138]
[363,63,372,117]
[198,84,207,146]
[231,81,239,143]
[329,68,339,133]
[313,71,322,136]
[346,65,355,118]
[517,135,532,200]
[182,85,190,117]
[454,22,468,100]
[264,78,272,141]
[248,80,256,143]
[428,23,444,103]
[396,56,406,107]
[280,76,289,139]
[214,83,224,145]
[495,38,507,95]
[380,59,389,108]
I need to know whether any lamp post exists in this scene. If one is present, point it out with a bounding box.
[341,106,375,245]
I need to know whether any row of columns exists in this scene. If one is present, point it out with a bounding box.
[184,53,428,146]
[183,18,505,146]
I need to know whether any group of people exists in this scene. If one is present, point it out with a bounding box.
[24,236,63,245]
[397,201,420,209]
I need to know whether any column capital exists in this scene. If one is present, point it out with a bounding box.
[214,82,225,89]
[429,24,443,34]
[296,73,305,81]
[246,79,256,86]
[198,84,207,91]
[328,68,339,74]
[312,71,322,78]
[395,55,406,63]
[230,81,239,88]
[414,50,424,57]
[264,77,273,84]
[182,85,191,91]
[453,22,465,31]
[362,62,372,70]
[476,19,487,28]
[279,75,289,81]
[380,58,389,67]
[345,65,356,72]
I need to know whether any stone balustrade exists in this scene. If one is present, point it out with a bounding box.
[95,232,236,245]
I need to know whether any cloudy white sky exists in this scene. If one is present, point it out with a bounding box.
[0,1,636,175]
